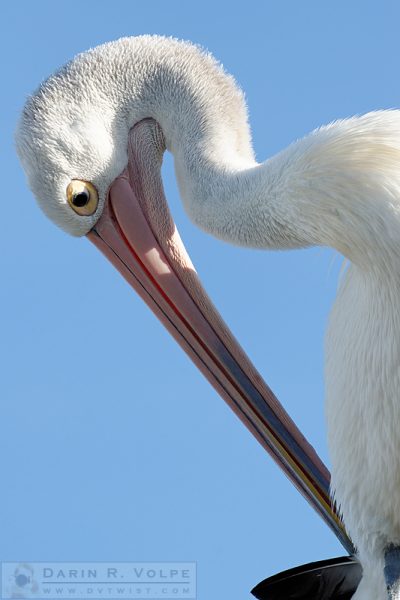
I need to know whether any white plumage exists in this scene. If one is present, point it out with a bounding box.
[16,36,400,599]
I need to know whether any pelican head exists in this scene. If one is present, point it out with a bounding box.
[16,35,253,238]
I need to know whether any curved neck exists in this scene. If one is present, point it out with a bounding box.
[88,37,400,266]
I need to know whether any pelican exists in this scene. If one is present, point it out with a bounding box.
[16,36,400,599]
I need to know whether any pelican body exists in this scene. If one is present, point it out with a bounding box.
[16,36,400,599]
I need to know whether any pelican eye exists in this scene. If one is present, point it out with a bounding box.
[66,180,98,216]
[72,191,90,207]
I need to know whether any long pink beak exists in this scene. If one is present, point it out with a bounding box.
[87,119,353,554]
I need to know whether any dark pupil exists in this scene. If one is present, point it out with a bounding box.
[72,191,90,207]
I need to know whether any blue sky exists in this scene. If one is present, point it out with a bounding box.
[2,1,400,598]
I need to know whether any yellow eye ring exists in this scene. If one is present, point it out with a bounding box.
[66,180,99,216]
